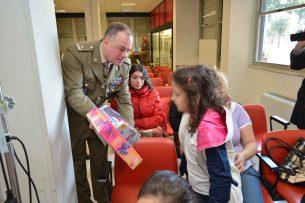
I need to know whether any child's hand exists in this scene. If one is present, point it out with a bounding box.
[234,153,245,172]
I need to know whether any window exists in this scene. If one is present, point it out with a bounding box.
[200,0,223,66]
[56,16,87,54]
[256,0,305,65]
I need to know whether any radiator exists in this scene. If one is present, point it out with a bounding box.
[261,92,297,130]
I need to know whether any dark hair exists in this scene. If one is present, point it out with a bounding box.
[138,170,194,203]
[172,65,223,134]
[104,22,132,40]
[129,64,154,90]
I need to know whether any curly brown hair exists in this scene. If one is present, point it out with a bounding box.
[172,65,224,134]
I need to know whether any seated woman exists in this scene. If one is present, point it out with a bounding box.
[217,72,263,203]
[112,64,167,136]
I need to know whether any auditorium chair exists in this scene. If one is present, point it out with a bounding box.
[243,104,290,152]
[110,138,178,203]
[158,71,173,85]
[258,130,305,203]
[145,66,153,73]
[160,97,173,135]
[154,86,173,98]
[150,78,164,87]
[147,72,155,78]
[155,66,171,73]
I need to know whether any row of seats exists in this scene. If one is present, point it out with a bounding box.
[146,66,173,86]
[108,65,304,202]
[109,131,305,203]
[107,79,304,203]
[147,66,174,135]
[150,74,172,86]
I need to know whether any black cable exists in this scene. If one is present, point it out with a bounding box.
[9,136,31,203]
[13,150,40,203]
[10,136,40,203]
[0,146,17,203]
[0,153,10,191]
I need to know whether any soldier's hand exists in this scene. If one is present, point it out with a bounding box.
[89,123,94,130]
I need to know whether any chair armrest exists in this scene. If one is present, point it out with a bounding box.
[270,115,290,131]
[256,153,279,172]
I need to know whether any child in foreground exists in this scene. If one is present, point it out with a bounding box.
[172,65,242,202]
[137,170,194,203]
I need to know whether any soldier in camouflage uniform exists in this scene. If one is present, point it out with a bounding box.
[62,22,134,203]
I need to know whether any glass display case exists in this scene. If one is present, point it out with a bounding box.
[152,28,172,69]
[152,32,160,66]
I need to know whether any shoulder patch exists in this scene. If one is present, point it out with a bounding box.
[75,42,94,52]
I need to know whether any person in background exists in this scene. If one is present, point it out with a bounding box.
[290,38,305,129]
[169,102,188,177]
[172,65,242,203]
[113,64,167,136]
[139,35,151,66]
[169,101,182,152]
[130,64,167,136]
[218,72,263,203]
[137,170,194,203]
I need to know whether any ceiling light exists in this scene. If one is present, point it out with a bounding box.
[121,2,136,7]
[56,10,66,13]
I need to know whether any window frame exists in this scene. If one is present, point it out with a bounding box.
[254,0,305,67]
[199,0,223,67]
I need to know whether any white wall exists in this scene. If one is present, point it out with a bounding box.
[174,0,200,67]
[100,11,108,36]
[0,0,76,202]
[85,0,102,41]
[220,0,304,104]
[199,39,218,66]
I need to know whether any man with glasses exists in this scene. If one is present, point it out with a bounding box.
[62,22,134,203]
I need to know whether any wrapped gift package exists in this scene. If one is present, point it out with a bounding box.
[87,107,142,169]
[99,105,140,145]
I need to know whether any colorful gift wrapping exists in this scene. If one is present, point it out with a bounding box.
[100,105,123,121]
[99,105,140,145]
[87,108,142,170]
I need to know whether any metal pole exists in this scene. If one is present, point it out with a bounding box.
[0,84,22,202]
[0,183,4,203]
